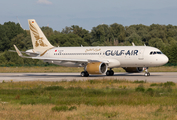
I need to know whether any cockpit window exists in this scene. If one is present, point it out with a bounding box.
[157,52,162,54]
[150,51,163,55]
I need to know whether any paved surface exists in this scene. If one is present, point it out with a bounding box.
[0,72,176,83]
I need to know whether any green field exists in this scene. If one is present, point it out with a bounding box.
[0,79,177,120]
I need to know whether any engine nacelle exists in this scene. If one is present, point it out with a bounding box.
[123,67,144,73]
[86,62,107,74]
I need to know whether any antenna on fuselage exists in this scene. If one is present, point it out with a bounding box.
[132,42,135,46]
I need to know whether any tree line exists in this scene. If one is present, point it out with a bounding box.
[0,21,177,66]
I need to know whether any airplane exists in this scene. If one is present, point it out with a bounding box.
[13,19,169,77]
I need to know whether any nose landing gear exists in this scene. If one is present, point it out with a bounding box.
[144,67,150,76]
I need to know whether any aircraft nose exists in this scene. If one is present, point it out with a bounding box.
[162,55,169,64]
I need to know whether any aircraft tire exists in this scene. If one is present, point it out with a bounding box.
[144,72,150,77]
[81,71,85,77]
[147,72,150,76]
[85,71,89,77]
[106,70,110,76]
[110,70,114,76]
[106,70,114,76]
[81,71,89,77]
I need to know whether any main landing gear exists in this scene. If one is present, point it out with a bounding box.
[144,67,150,76]
[81,71,89,77]
[106,69,114,76]
[81,69,115,77]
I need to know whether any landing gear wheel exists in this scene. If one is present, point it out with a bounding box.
[147,72,150,76]
[144,67,150,77]
[106,70,114,76]
[106,70,110,76]
[81,71,85,77]
[81,71,89,77]
[144,72,150,77]
[110,70,114,76]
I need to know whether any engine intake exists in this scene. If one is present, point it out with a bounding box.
[86,62,107,74]
[123,67,144,73]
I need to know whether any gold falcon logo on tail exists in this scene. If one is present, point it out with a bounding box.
[29,21,48,47]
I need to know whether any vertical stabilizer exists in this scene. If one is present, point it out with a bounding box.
[28,19,54,54]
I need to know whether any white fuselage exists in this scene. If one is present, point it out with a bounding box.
[42,46,168,68]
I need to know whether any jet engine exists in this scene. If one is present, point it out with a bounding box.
[86,62,107,74]
[123,67,144,73]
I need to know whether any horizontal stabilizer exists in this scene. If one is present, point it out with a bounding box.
[9,50,39,55]
[13,45,33,58]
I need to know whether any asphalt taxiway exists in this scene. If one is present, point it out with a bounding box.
[0,72,176,83]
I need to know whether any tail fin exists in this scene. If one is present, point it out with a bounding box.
[28,19,54,54]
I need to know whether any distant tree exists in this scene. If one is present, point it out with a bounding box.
[61,26,72,34]
[148,38,165,50]
[110,23,126,43]
[0,22,26,52]
[125,33,142,45]
[41,26,54,38]
[91,24,113,46]
[71,25,92,45]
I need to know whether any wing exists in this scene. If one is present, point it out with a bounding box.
[13,45,110,64]
[32,56,109,64]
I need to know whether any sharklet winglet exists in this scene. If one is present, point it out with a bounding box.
[14,45,22,56]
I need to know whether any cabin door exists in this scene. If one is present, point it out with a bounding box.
[138,49,144,60]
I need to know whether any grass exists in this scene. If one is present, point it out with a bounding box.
[51,105,77,112]
[1,104,177,120]
[0,66,177,73]
[0,79,177,119]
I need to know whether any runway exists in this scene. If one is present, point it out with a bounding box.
[0,72,176,83]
